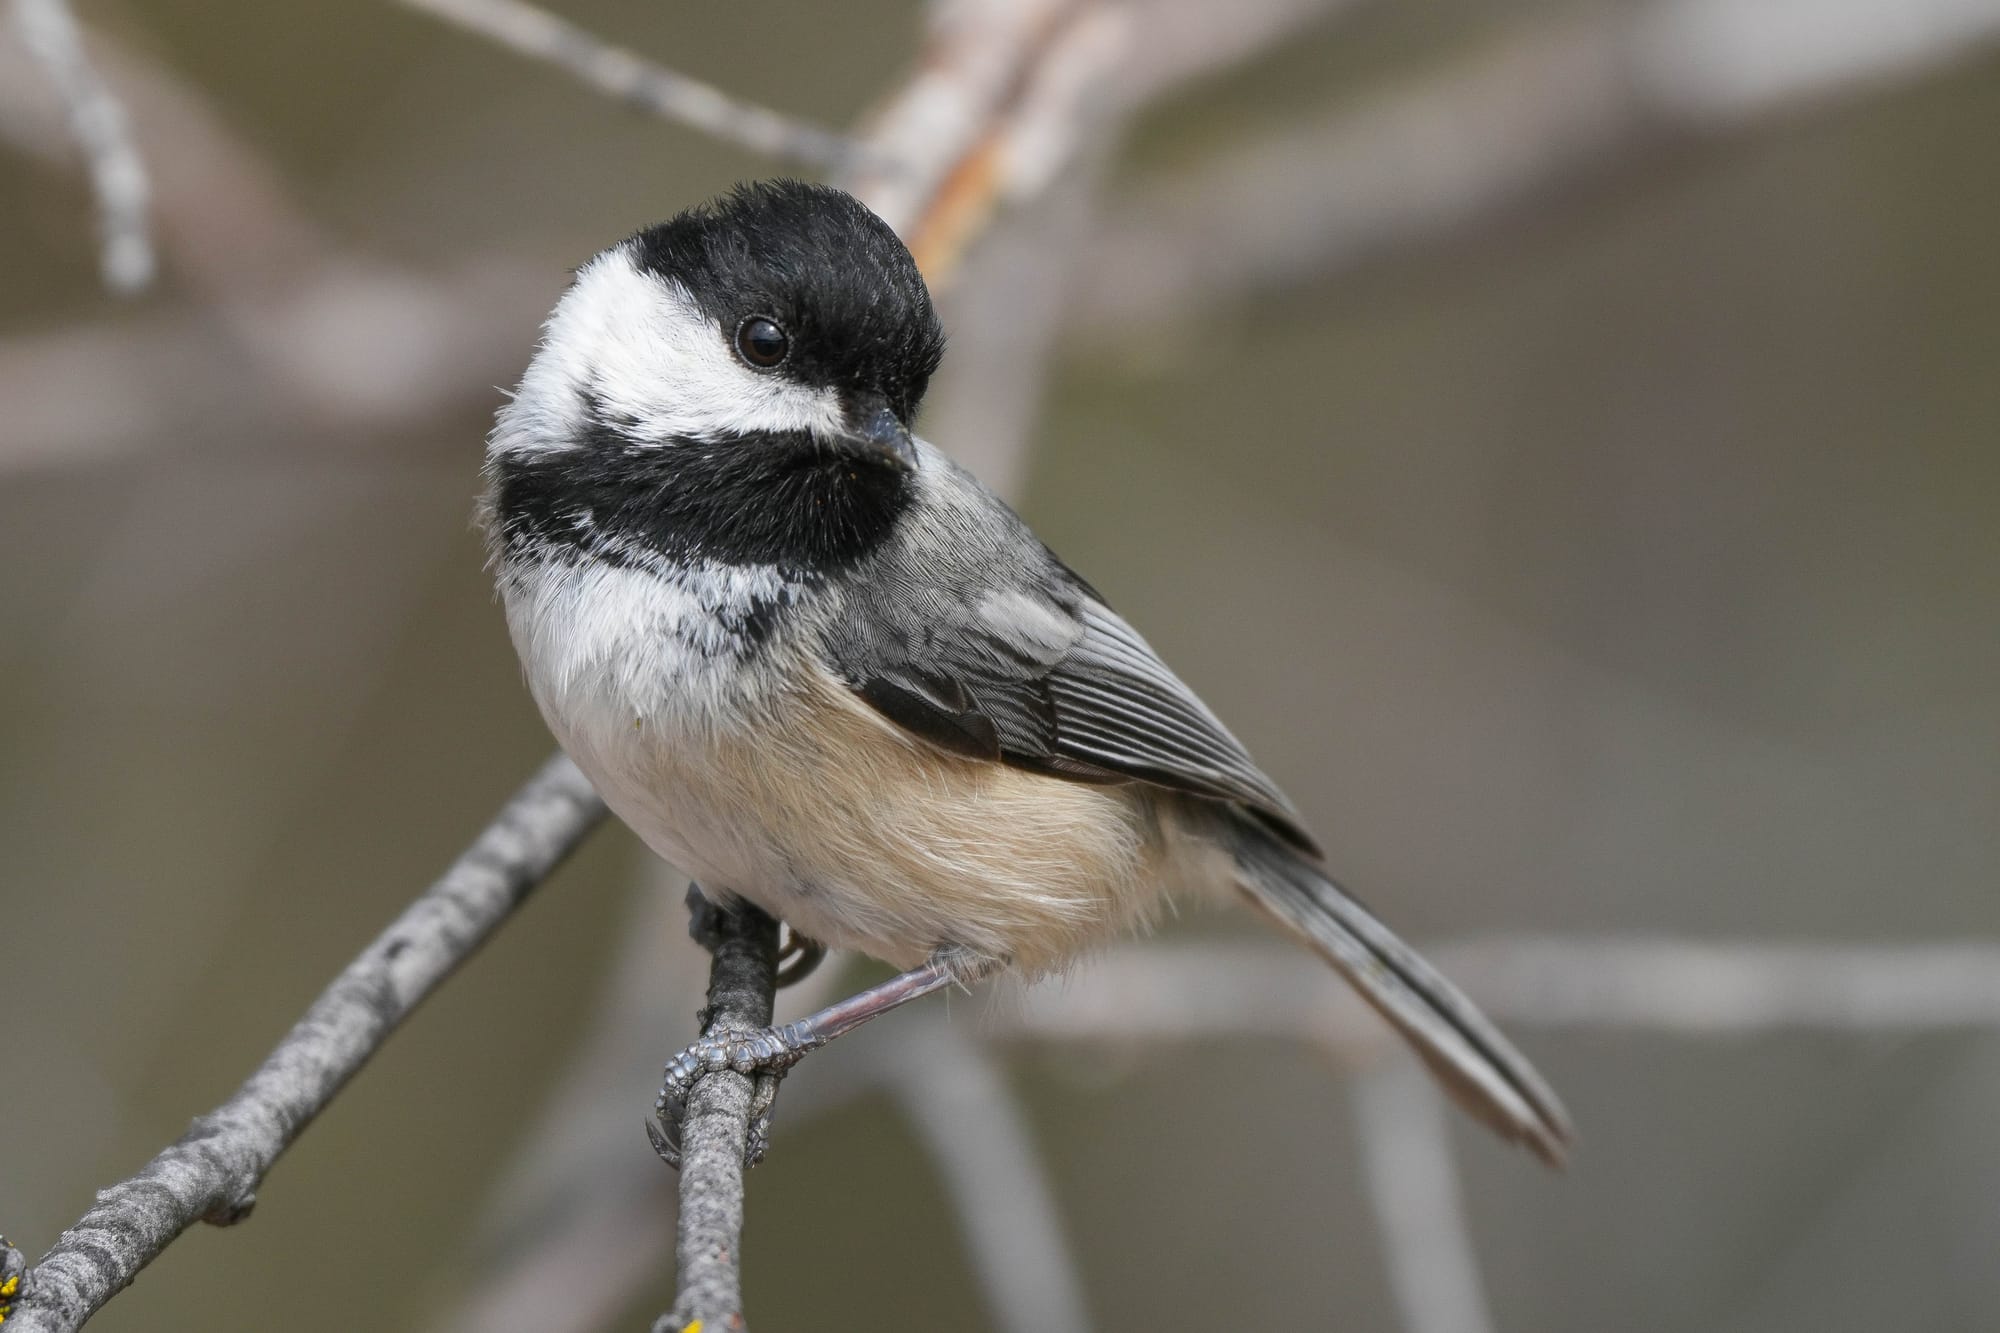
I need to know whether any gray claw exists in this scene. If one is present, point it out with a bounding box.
[652,1025,809,1170]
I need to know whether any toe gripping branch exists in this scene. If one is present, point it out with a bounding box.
[650,887,788,1171]
[651,893,985,1170]
[650,1017,830,1169]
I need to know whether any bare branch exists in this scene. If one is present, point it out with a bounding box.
[2,756,606,1333]
[1351,1055,1497,1333]
[424,857,859,1333]
[659,891,781,1333]
[7,0,152,292]
[395,0,869,173]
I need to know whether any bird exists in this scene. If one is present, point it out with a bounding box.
[482,179,1571,1167]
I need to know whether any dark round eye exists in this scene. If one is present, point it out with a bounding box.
[735,316,790,368]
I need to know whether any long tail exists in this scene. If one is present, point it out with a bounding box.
[1233,834,1573,1167]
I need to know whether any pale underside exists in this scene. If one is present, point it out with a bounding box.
[504,555,1231,974]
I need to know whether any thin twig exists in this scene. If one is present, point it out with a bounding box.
[1351,1055,1497,1333]
[8,0,152,292]
[2,755,605,1333]
[659,890,781,1333]
[395,0,869,173]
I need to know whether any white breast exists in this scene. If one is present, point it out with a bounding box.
[502,553,800,727]
[499,550,801,871]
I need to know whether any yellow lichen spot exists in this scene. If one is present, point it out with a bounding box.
[681,1323,702,1333]
[0,1275,17,1295]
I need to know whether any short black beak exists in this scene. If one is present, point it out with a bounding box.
[844,396,916,470]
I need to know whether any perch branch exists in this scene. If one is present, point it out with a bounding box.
[7,0,152,292]
[395,0,869,173]
[657,891,781,1333]
[1,755,605,1333]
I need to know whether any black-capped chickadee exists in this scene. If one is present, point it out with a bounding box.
[483,180,1571,1165]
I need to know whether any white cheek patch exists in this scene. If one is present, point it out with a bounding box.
[490,246,846,459]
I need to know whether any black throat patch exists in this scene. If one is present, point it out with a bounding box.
[492,423,913,575]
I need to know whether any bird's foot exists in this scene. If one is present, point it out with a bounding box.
[650,1021,820,1170]
[650,945,998,1170]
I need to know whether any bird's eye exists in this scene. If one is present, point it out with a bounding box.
[734,316,790,369]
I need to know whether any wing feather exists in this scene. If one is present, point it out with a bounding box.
[823,477,1317,854]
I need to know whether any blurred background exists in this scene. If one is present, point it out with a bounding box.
[3,1,1998,1330]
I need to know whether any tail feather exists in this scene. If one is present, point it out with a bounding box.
[1234,840,1573,1167]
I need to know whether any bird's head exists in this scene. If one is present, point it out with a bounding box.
[487,181,946,571]
[492,179,943,472]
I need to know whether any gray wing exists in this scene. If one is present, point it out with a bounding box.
[822,454,1319,856]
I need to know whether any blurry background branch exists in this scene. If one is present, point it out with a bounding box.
[1351,1056,1497,1333]
[396,0,869,173]
[0,13,550,473]
[1075,0,2000,327]
[873,1021,1092,1333]
[998,939,2000,1046]
[7,0,151,292]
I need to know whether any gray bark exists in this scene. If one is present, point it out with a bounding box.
[659,889,781,1333]
[3,754,605,1333]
